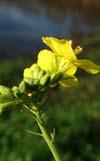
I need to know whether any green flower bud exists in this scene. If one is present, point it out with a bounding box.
[24,77,30,84]
[32,65,41,79]
[25,78,39,86]
[32,79,39,85]
[12,86,21,97]
[40,74,50,86]
[30,79,40,91]
[37,70,46,80]
[12,86,18,91]
[50,72,63,85]
[23,78,39,91]
[19,80,27,93]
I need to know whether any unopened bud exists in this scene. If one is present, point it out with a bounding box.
[32,79,39,85]
[40,74,50,86]
[12,86,21,97]
[37,70,46,80]
[12,86,19,91]
[23,77,39,91]
[24,68,32,78]
[50,72,63,85]
[32,65,41,79]
[19,80,27,93]
[30,63,37,71]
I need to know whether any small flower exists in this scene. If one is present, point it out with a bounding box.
[37,37,100,87]
[42,37,100,75]
[37,48,78,87]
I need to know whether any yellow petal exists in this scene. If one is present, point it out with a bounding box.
[37,49,58,73]
[65,63,77,76]
[74,59,100,74]
[42,37,76,61]
[24,68,31,78]
[59,76,78,88]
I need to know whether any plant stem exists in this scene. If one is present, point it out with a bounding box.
[35,111,62,161]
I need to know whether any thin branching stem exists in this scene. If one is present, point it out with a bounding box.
[26,105,63,161]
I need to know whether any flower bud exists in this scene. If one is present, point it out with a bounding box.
[25,78,39,86]
[12,86,21,97]
[40,74,50,86]
[50,72,63,85]
[24,68,32,78]
[37,69,46,80]
[19,80,27,93]
[24,77,30,84]
[30,63,38,71]
[32,65,41,79]
[24,64,41,80]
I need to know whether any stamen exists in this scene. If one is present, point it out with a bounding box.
[69,40,72,45]
[74,46,83,55]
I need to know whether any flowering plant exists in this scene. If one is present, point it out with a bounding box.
[0,37,100,161]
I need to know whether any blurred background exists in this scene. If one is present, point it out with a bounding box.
[0,0,100,161]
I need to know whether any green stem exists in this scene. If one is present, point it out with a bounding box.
[35,111,62,161]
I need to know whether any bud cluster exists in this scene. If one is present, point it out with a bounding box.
[24,64,50,89]
[11,64,63,101]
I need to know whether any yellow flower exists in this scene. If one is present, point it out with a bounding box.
[37,37,100,87]
[42,37,100,75]
[38,38,77,77]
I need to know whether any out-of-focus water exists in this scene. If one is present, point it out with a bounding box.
[0,4,100,59]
